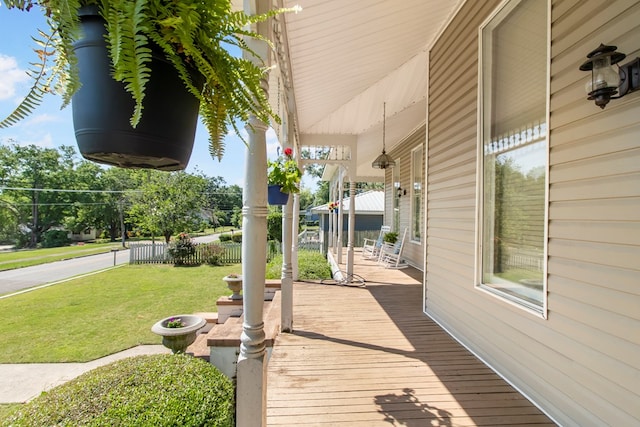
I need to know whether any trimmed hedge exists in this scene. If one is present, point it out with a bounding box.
[219,233,242,243]
[3,354,234,426]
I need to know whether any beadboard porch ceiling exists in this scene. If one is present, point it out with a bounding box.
[279,0,463,179]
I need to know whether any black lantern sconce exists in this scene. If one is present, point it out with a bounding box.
[397,187,406,198]
[579,44,640,109]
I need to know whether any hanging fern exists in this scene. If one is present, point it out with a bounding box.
[1,0,294,160]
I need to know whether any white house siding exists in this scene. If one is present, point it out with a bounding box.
[388,125,426,269]
[424,0,639,426]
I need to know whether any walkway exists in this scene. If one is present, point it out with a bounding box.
[266,251,556,426]
[0,346,170,403]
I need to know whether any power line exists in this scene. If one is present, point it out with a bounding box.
[0,186,240,196]
[0,186,134,194]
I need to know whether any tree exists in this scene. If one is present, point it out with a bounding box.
[0,144,78,247]
[297,188,315,211]
[68,167,138,244]
[203,177,242,227]
[127,171,208,243]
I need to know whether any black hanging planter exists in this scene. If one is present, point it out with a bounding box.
[72,6,201,171]
[268,184,290,205]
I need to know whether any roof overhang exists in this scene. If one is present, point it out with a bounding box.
[273,0,463,180]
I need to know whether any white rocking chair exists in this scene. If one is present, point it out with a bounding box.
[379,228,408,269]
[362,225,391,260]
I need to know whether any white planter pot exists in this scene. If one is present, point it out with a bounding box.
[223,275,243,300]
[151,314,206,354]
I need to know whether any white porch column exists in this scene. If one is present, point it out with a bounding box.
[346,179,356,279]
[337,172,344,264]
[237,111,269,427]
[281,193,293,332]
[237,3,269,421]
[292,192,300,281]
[328,184,334,251]
[237,110,269,426]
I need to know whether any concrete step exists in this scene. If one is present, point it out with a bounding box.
[186,330,211,362]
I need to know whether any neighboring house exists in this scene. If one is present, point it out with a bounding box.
[68,228,98,242]
[310,190,384,249]
[271,0,639,425]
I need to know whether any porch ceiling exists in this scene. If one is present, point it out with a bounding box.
[280,0,462,175]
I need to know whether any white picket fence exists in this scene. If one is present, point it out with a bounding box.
[129,242,170,264]
[129,241,275,264]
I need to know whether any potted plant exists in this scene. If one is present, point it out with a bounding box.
[267,147,302,205]
[151,314,206,354]
[328,201,340,213]
[0,0,294,170]
[222,273,243,300]
[383,232,398,244]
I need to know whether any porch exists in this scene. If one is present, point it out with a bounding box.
[266,250,556,426]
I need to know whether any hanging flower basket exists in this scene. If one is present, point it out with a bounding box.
[267,147,302,198]
[268,184,290,205]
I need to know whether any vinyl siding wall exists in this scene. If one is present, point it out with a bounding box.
[387,124,426,269]
[425,0,639,425]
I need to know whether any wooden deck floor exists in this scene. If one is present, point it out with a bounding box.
[266,251,556,426]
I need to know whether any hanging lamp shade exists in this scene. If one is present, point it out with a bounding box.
[372,102,395,169]
[372,151,395,169]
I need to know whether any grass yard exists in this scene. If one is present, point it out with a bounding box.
[265,250,332,280]
[0,264,239,363]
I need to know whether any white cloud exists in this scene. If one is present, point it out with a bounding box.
[0,54,29,101]
[266,127,281,158]
[225,125,281,160]
[24,113,59,126]
[19,132,55,148]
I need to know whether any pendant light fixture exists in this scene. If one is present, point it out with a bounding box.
[371,102,395,169]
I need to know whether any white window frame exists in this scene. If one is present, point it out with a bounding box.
[393,164,400,232]
[475,0,550,318]
[410,145,423,243]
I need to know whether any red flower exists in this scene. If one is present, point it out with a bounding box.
[283,147,293,157]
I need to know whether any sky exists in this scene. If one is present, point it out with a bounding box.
[0,5,313,190]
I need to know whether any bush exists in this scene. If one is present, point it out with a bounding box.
[41,230,70,248]
[199,243,225,266]
[219,232,241,243]
[167,233,197,265]
[267,212,282,241]
[3,354,234,426]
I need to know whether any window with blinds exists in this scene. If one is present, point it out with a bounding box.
[478,0,548,313]
[411,146,423,242]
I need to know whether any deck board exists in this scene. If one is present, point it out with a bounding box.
[266,251,556,426]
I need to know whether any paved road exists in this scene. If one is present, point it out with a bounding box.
[0,249,130,295]
[0,234,219,296]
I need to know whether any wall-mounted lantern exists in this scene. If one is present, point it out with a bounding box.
[579,43,639,109]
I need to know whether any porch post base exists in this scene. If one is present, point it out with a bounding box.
[236,354,268,427]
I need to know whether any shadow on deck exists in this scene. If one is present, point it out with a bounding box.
[266,248,555,426]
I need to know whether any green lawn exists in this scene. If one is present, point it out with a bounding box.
[0,264,239,363]
[0,242,125,271]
